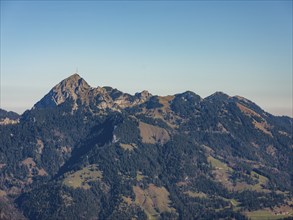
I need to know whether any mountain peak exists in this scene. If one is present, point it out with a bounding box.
[65,73,82,81]
[35,74,154,111]
[56,73,90,92]
[34,73,91,108]
[205,91,230,102]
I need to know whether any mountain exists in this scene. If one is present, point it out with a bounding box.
[0,74,292,220]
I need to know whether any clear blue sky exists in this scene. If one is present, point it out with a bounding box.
[1,1,292,116]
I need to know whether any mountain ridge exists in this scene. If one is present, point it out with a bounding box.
[33,73,283,120]
[0,73,292,220]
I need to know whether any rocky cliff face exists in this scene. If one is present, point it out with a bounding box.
[34,74,90,108]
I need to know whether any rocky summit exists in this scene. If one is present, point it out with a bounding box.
[0,74,292,220]
[34,74,152,112]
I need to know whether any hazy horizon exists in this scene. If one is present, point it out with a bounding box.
[1,1,292,117]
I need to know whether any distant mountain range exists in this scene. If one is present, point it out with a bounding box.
[0,74,292,220]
